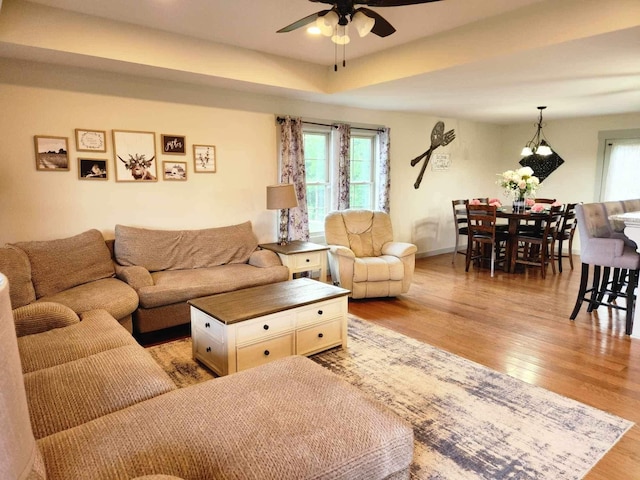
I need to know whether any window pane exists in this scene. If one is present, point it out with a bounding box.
[603,141,640,201]
[304,133,328,183]
[350,137,372,182]
[350,184,371,209]
[306,184,327,233]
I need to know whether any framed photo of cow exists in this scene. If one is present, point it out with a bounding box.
[193,144,216,173]
[161,134,186,155]
[112,130,158,182]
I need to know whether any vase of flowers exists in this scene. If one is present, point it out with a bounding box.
[497,167,540,213]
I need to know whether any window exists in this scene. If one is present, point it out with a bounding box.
[303,127,379,236]
[601,139,640,201]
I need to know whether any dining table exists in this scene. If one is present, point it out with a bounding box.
[496,207,549,273]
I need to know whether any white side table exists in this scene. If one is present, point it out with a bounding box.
[259,240,329,282]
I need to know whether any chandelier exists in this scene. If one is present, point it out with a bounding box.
[520,106,553,157]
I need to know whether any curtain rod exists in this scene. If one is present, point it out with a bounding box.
[276,116,384,133]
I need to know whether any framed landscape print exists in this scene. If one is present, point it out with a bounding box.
[112,130,157,182]
[163,161,187,181]
[161,134,186,155]
[193,144,216,173]
[75,129,107,152]
[34,135,69,171]
[78,158,108,180]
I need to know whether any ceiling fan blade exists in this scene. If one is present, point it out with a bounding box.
[359,0,443,6]
[277,10,331,33]
[358,7,396,37]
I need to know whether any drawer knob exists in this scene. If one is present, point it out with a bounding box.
[264,350,270,356]
[206,347,211,352]
[205,322,210,328]
[305,258,310,263]
[317,310,323,315]
[263,324,269,330]
[318,333,324,338]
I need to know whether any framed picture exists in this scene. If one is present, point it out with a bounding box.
[112,130,157,182]
[193,144,216,173]
[34,135,69,171]
[75,129,107,152]
[78,158,108,180]
[163,161,187,181]
[161,134,186,155]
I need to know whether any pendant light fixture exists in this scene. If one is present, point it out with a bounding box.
[521,106,553,157]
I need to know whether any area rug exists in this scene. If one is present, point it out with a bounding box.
[147,316,632,479]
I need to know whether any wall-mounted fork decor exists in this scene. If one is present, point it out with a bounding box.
[410,121,455,189]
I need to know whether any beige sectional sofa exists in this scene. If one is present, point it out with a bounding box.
[0,273,415,479]
[113,222,290,334]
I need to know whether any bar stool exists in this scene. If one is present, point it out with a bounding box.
[570,203,640,334]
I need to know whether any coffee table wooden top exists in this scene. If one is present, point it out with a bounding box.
[188,278,349,325]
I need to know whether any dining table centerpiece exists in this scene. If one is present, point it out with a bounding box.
[497,166,540,212]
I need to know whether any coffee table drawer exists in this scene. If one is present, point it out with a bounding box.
[236,312,295,343]
[191,308,224,343]
[236,333,295,371]
[193,332,226,376]
[297,298,344,327]
[297,318,343,356]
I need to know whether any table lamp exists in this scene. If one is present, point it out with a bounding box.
[267,183,298,245]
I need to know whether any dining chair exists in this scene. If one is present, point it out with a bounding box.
[518,198,557,234]
[511,205,563,279]
[451,199,469,263]
[532,198,556,204]
[555,202,577,272]
[465,204,508,277]
[570,202,640,334]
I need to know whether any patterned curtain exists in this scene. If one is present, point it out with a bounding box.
[336,124,351,211]
[377,127,391,213]
[279,116,309,241]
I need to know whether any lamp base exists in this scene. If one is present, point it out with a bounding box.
[278,208,290,245]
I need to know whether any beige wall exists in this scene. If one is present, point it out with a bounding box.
[2,57,637,256]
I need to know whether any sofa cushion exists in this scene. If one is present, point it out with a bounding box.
[0,246,36,308]
[114,222,259,271]
[37,356,414,480]
[37,277,138,321]
[138,264,289,308]
[24,344,176,439]
[18,309,138,373]
[12,230,115,299]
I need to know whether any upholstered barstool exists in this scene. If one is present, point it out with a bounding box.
[570,203,640,334]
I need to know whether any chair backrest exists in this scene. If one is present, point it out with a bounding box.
[558,202,577,239]
[466,204,498,240]
[540,205,564,240]
[325,210,394,257]
[452,199,468,233]
[0,273,45,480]
[533,198,556,204]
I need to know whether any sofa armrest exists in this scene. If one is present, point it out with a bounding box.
[381,242,418,258]
[249,249,282,268]
[328,245,356,259]
[12,302,79,337]
[115,264,154,290]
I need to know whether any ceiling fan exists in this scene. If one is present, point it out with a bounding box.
[277,0,444,39]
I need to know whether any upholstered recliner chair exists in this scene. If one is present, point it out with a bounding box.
[325,210,417,299]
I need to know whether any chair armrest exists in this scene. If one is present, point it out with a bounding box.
[581,237,625,265]
[382,242,418,258]
[12,302,80,337]
[115,264,154,290]
[327,245,356,259]
[249,249,282,268]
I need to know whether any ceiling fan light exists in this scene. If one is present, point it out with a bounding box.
[352,10,375,37]
[331,34,350,45]
[320,11,339,29]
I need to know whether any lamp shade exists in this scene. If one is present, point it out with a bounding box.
[266,184,298,210]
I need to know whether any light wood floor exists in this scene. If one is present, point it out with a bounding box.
[348,253,640,480]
